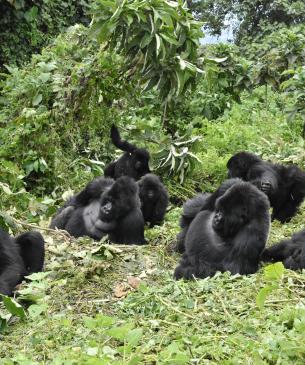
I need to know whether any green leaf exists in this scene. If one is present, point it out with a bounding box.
[126,328,143,347]
[264,262,285,281]
[28,303,48,318]
[32,93,42,106]
[256,285,278,309]
[2,296,26,319]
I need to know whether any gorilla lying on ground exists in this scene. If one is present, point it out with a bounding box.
[227,151,305,223]
[104,126,150,180]
[0,230,45,296]
[174,179,270,280]
[51,176,146,244]
[262,229,305,270]
[138,174,169,227]
[50,177,114,235]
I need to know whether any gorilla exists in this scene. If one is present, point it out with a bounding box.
[0,230,45,296]
[138,174,169,227]
[98,176,146,244]
[50,177,114,235]
[50,176,146,245]
[175,179,240,254]
[104,125,150,180]
[227,151,305,223]
[174,179,270,280]
[261,229,305,270]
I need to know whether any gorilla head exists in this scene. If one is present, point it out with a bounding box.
[227,152,261,179]
[212,182,267,238]
[100,176,140,222]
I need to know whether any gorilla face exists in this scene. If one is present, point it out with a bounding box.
[213,189,249,238]
[100,198,116,222]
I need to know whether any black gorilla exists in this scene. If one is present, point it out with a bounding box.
[98,176,146,244]
[50,177,114,237]
[174,179,270,280]
[175,179,240,254]
[104,126,150,180]
[0,230,45,296]
[262,229,305,270]
[227,151,305,223]
[138,174,169,227]
[50,176,146,244]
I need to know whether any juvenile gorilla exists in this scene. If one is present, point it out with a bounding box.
[104,126,150,180]
[138,174,169,227]
[261,229,305,270]
[0,230,45,296]
[174,180,270,280]
[227,151,305,223]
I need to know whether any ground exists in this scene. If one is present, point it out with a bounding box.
[0,205,305,365]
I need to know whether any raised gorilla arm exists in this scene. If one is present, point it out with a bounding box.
[104,126,150,180]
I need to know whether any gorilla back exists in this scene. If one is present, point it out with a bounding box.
[227,151,305,223]
[174,181,270,280]
[0,230,45,296]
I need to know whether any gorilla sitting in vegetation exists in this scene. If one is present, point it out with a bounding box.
[50,177,114,237]
[174,179,270,280]
[51,176,146,245]
[104,125,150,180]
[138,174,169,227]
[0,230,45,296]
[227,151,305,223]
[262,229,305,270]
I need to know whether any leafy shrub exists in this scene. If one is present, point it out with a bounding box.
[0,0,90,72]
[0,25,134,194]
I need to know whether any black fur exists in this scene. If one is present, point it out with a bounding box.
[50,176,146,244]
[138,174,169,227]
[104,126,150,180]
[50,177,114,239]
[174,180,270,280]
[99,176,146,244]
[227,151,305,223]
[0,230,45,296]
[261,229,305,270]
[175,178,241,254]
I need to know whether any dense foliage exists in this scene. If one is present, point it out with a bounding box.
[0,0,90,72]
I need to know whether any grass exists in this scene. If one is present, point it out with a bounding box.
[1,206,305,365]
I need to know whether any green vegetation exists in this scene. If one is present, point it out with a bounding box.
[0,0,305,363]
[0,0,90,72]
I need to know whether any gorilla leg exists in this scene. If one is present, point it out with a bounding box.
[15,231,45,274]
